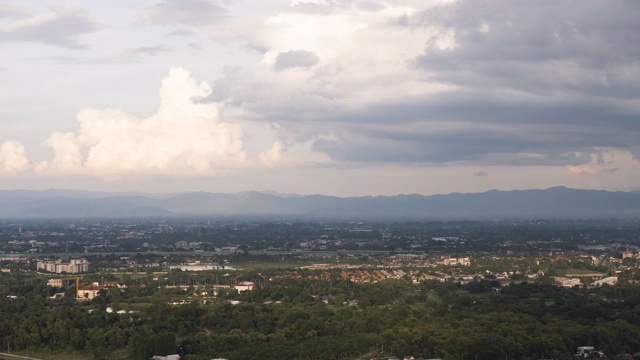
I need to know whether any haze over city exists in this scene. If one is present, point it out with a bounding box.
[1,0,639,196]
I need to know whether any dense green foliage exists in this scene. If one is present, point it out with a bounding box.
[3,273,640,359]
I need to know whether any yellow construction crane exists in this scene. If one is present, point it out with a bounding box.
[62,277,80,298]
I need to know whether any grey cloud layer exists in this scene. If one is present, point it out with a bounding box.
[274,50,320,71]
[413,1,640,96]
[224,1,640,167]
[123,44,173,57]
[0,4,99,48]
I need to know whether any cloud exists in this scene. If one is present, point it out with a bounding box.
[122,44,172,58]
[0,4,30,19]
[188,42,202,50]
[0,5,100,48]
[274,50,320,71]
[412,1,640,98]
[139,0,227,26]
[258,141,284,168]
[168,28,198,37]
[474,170,487,177]
[629,147,640,162]
[36,67,247,178]
[565,166,598,175]
[0,141,29,177]
[40,132,83,175]
[206,1,640,169]
[287,1,386,15]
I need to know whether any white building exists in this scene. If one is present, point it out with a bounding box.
[151,355,180,360]
[77,284,101,299]
[234,281,255,292]
[47,278,63,287]
[37,258,89,274]
[591,276,618,287]
[441,257,471,266]
[552,277,581,287]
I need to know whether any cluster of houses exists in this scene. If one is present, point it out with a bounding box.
[46,276,253,301]
[47,278,127,300]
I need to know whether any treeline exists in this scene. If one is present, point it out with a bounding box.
[3,274,640,359]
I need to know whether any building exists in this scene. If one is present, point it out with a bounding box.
[552,277,581,288]
[103,281,127,289]
[441,256,471,266]
[575,346,597,357]
[175,241,188,248]
[47,278,63,287]
[591,276,618,287]
[77,284,101,299]
[151,355,180,360]
[234,281,255,292]
[36,258,89,274]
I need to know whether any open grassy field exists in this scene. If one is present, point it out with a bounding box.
[227,260,315,270]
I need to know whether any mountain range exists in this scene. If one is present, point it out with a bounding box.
[0,187,639,219]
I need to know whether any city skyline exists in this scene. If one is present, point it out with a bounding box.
[1,0,639,196]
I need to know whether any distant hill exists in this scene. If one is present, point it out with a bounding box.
[0,187,639,219]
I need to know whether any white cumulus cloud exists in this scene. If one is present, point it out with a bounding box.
[0,141,29,177]
[36,67,247,178]
[259,141,284,168]
[565,166,598,175]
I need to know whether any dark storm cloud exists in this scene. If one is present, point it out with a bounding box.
[347,94,640,136]
[312,119,596,166]
[139,0,228,26]
[244,85,640,165]
[412,1,640,97]
[312,130,594,166]
[225,1,640,166]
[0,5,100,48]
[333,2,640,164]
[274,50,320,71]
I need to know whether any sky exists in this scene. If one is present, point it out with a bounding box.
[1,0,639,197]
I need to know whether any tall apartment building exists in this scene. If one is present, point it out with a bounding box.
[37,258,89,274]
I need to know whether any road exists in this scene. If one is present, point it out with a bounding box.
[0,353,43,360]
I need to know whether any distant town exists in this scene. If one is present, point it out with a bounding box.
[3,218,640,359]
[2,218,640,290]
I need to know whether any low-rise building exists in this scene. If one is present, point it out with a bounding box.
[47,278,63,287]
[151,355,180,360]
[234,281,255,292]
[552,277,581,287]
[77,284,101,299]
[591,276,618,287]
